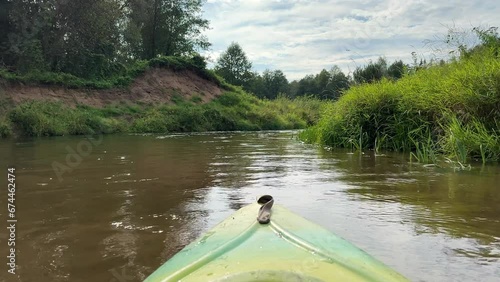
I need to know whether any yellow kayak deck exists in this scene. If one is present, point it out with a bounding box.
[145,203,408,282]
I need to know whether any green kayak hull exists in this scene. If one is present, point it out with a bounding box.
[145,203,408,282]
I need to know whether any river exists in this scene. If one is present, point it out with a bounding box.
[0,131,499,282]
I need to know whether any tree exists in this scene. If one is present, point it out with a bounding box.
[0,0,14,67]
[290,66,350,99]
[315,69,330,91]
[353,57,387,84]
[296,75,318,97]
[6,0,49,72]
[4,0,127,77]
[387,60,405,80]
[0,0,212,77]
[288,80,300,98]
[215,42,252,86]
[245,69,290,99]
[60,0,125,78]
[324,66,349,99]
[127,0,210,59]
[246,72,265,97]
[260,69,288,99]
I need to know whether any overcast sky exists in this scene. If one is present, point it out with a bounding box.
[201,0,499,81]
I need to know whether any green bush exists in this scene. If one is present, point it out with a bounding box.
[131,109,171,133]
[9,102,68,136]
[0,118,12,137]
[8,101,127,136]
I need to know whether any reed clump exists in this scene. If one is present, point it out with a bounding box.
[300,48,500,163]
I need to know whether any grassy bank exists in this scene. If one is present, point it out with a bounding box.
[1,91,322,138]
[300,49,500,163]
[0,55,232,90]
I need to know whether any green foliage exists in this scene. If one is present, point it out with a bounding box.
[353,57,388,84]
[131,91,321,133]
[387,60,405,80]
[410,132,438,164]
[0,54,225,90]
[247,69,289,99]
[131,108,171,133]
[214,90,246,107]
[215,42,253,87]
[127,0,210,59]
[1,0,211,78]
[441,116,500,163]
[190,95,203,104]
[289,66,350,100]
[16,39,47,74]
[170,93,186,105]
[5,0,126,79]
[8,101,126,137]
[148,55,223,87]
[0,0,13,66]
[353,58,410,85]
[323,66,350,99]
[300,47,500,163]
[190,53,208,70]
[10,102,67,136]
[0,118,12,137]
[3,92,322,138]
[294,75,318,97]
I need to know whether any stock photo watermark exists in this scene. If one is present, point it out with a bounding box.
[51,135,103,182]
[6,167,17,275]
[109,266,136,282]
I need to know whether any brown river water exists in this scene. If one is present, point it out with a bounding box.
[0,131,499,282]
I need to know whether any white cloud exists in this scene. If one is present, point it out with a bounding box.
[202,0,500,80]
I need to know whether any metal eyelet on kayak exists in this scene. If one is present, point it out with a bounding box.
[257,195,274,224]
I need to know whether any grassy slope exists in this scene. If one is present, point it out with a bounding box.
[300,50,500,163]
[1,91,322,138]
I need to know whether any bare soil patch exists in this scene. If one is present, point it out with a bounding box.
[0,68,223,108]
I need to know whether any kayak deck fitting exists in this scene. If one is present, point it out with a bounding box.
[145,196,408,282]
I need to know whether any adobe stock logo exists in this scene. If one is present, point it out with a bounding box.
[109,266,136,282]
[51,135,103,182]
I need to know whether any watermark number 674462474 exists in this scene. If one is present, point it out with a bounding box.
[7,167,17,275]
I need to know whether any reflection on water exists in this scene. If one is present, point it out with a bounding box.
[0,131,499,282]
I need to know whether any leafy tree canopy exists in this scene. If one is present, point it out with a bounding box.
[215,42,252,86]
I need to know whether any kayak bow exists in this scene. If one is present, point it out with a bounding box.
[145,196,408,282]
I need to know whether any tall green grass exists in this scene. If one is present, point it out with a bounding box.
[8,101,128,136]
[2,92,322,137]
[0,118,12,137]
[131,92,322,133]
[300,49,500,163]
[441,116,500,163]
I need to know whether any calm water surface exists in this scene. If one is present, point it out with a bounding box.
[0,131,499,282]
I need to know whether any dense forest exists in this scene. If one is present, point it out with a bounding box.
[0,0,209,77]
